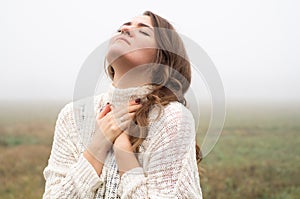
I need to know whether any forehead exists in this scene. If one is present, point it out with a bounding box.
[126,15,153,27]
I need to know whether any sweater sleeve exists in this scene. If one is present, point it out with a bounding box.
[118,102,203,199]
[43,101,105,199]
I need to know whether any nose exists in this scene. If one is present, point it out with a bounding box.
[120,26,134,37]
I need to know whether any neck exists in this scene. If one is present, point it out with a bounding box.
[106,82,153,107]
[112,66,152,89]
[112,78,149,89]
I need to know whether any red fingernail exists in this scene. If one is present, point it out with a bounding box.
[135,98,141,104]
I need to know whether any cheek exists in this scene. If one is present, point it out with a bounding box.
[135,37,156,49]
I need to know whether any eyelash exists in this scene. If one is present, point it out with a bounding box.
[139,30,150,36]
[117,29,150,36]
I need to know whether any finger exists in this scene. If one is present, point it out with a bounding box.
[114,98,141,115]
[114,104,142,118]
[97,103,111,119]
[129,98,141,105]
[119,119,140,138]
[119,112,135,122]
[111,104,142,118]
[114,112,135,128]
[127,104,142,113]
[128,112,135,119]
[118,119,133,132]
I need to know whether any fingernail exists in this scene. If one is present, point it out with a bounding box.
[106,102,110,105]
[135,98,141,104]
[98,108,103,113]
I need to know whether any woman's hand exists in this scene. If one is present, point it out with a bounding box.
[96,99,142,145]
[114,131,141,177]
[113,100,142,176]
[84,99,142,175]
[113,131,132,152]
[112,99,141,151]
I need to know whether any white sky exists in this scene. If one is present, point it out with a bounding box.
[0,0,299,102]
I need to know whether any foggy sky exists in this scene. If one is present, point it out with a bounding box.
[0,0,299,102]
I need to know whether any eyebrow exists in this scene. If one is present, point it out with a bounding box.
[121,22,154,31]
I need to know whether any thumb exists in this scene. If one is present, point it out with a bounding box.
[97,103,111,119]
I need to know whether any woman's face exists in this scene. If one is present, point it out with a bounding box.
[107,15,157,71]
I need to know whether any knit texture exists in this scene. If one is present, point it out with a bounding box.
[43,84,203,198]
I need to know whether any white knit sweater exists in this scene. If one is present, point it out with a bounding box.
[43,84,203,199]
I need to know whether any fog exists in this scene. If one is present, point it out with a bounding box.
[1,0,299,103]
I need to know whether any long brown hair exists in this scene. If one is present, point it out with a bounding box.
[106,11,202,165]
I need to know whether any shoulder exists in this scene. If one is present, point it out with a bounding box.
[148,101,195,137]
[56,101,74,125]
[164,101,195,121]
[51,93,108,150]
[55,93,107,131]
[141,102,196,153]
[60,93,107,118]
[149,101,194,125]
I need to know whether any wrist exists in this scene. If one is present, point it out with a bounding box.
[113,148,140,176]
[83,150,104,176]
[113,133,132,152]
[113,144,133,153]
[87,135,112,164]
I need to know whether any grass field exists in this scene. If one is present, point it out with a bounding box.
[0,100,299,199]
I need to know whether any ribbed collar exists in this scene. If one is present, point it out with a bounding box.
[105,83,153,107]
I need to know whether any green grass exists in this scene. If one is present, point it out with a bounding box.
[200,129,300,199]
[0,100,299,198]
[198,102,300,199]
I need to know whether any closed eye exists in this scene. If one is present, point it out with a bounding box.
[139,30,150,36]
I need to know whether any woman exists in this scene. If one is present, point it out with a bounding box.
[43,11,203,198]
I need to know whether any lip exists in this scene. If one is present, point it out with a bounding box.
[114,37,131,45]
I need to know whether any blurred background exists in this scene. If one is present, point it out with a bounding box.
[0,0,299,198]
